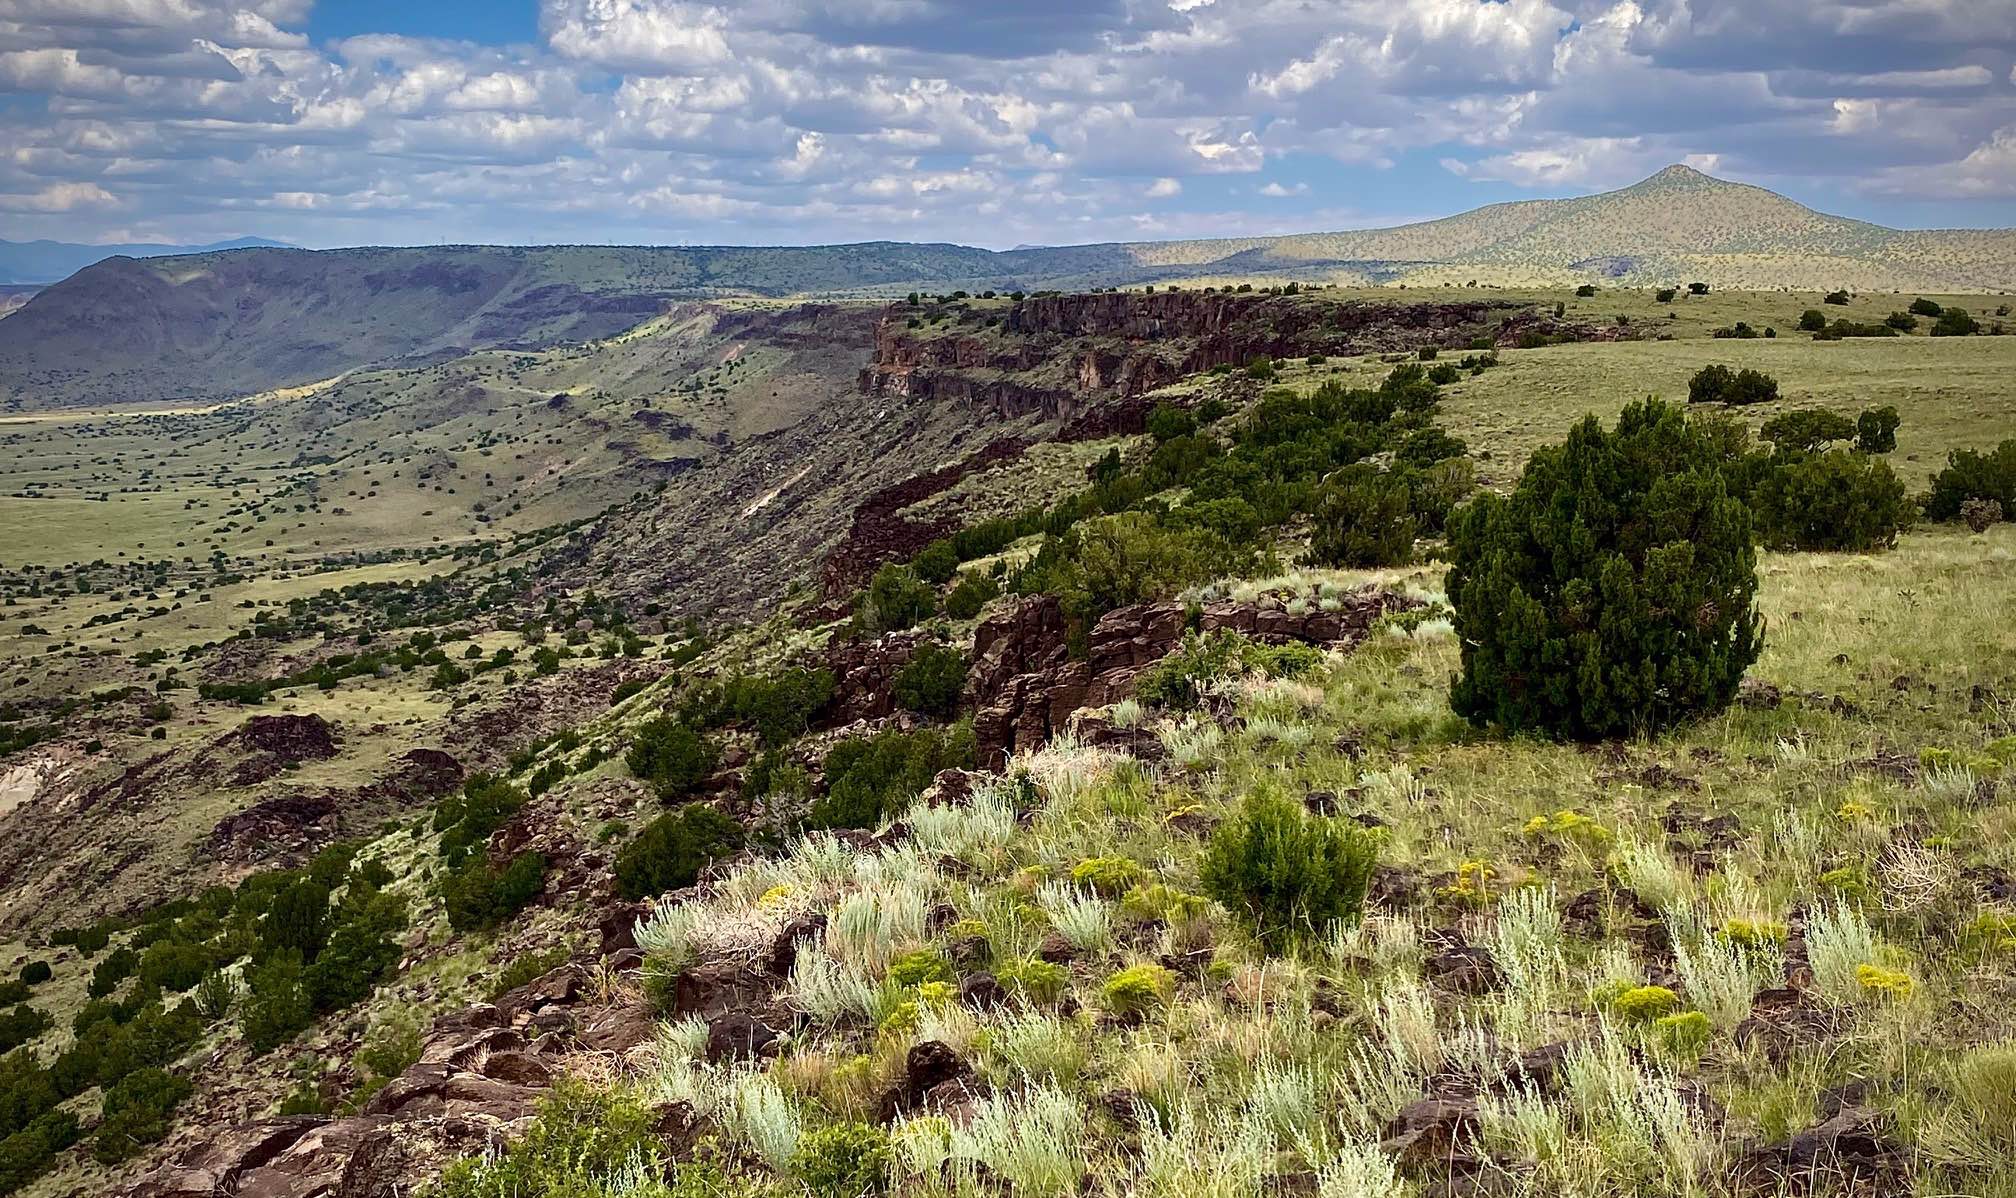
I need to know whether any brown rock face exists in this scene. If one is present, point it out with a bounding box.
[967,587,1414,765]
[826,633,925,723]
[126,1116,330,1197]
[860,292,1531,414]
[231,714,341,762]
[816,436,1028,597]
[206,791,341,862]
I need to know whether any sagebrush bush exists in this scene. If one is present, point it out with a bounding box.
[1961,497,2004,533]
[1200,792,1378,949]
[1447,399,1762,739]
[614,803,743,901]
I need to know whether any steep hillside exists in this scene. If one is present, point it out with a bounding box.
[0,236,289,286]
[3,277,2016,1198]
[4,168,2009,411]
[0,244,1015,410]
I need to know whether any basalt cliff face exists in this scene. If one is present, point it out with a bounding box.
[857,291,1532,416]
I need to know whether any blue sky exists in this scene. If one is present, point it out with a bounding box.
[1,0,2012,249]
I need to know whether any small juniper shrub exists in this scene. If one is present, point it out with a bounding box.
[1447,398,1762,738]
[1200,791,1379,951]
[614,803,744,901]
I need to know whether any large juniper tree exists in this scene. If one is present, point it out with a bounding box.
[1447,399,1763,739]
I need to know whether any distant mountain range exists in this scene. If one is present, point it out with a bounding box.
[2,166,2010,408]
[0,236,293,285]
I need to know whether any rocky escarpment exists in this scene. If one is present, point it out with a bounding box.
[815,436,1030,598]
[858,291,1532,414]
[965,586,1417,766]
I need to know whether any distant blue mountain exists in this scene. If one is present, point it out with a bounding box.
[0,236,293,284]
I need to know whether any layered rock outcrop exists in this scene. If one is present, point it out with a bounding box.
[859,292,1531,415]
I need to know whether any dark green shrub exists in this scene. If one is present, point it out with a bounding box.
[0,1110,80,1195]
[434,775,526,867]
[1813,319,1897,340]
[137,941,211,993]
[795,1122,893,1196]
[443,852,547,933]
[1909,297,1944,317]
[1754,449,1910,552]
[1200,793,1378,950]
[0,1006,50,1054]
[1798,309,1827,331]
[240,951,313,1055]
[614,804,743,901]
[858,564,937,634]
[1136,630,1322,712]
[435,1081,673,1198]
[1146,403,1198,442]
[489,948,569,1000]
[0,1053,60,1138]
[260,879,332,963]
[1823,289,1850,305]
[93,1067,191,1163]
[306,890,407,1012]
[1759,409,1855,453]
[911,540,959,585]
[1043,513,1239,623]
[1655,288,1678,303]
[942,571,1000,619]
[1688,364,1777,406]
[1884,311,1918,332]
[1855,405,1900,454]
[812,725,976,829]
[1447,399,1763,739]
[1926,440,2016,521]
[16,964,48,987]
[893,642,966,717]
[1932,308,1980,337]
[719,668,835,747]
[1305,464,1416,567]
[88,947,138,999]
[1574,284,1597,298]
[625,717,718,800]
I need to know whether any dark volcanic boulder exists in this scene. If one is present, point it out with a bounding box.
[234,714,340,762]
